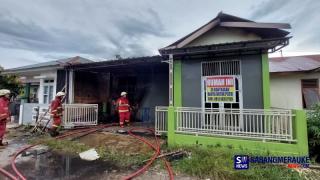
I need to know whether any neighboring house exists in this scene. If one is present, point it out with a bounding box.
[270,55,320,109]
[2,56,92,104]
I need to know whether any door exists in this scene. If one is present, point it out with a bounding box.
[201,60,243,130]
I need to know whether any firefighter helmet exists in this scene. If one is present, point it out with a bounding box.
[56,92,65,97]
[121,92,127,96]
[0,89,10,96]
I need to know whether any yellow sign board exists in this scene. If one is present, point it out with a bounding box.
[205,76,236,103]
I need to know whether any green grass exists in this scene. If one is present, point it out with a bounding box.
[167,146,303,180]
[96,146,153,168]
[27,134,306,179]
[31,136,91,154]
[30,136,153,168]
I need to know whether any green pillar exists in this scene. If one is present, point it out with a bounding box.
[262,53,270,109]
[167,106,175,145]
[168,59,182,146]
[292,109,309,155]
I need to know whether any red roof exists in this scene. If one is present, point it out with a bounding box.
[269,55,320,73]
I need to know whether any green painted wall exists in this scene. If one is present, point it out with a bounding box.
[21,83,31,102]
[292,109,309,154]
[167,56,308,155]
[173,133,307,155]
[173,60,182,107]
[169,109,309,155]
[262,53,270,109]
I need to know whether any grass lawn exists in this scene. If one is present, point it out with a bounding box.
[167,146,303,180]
[30,134,306,180]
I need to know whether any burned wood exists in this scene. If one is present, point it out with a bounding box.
[142,150,187,163]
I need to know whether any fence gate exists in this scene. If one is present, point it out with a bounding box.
[62,104,98,128]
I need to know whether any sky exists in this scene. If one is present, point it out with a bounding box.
[0,0,319,69]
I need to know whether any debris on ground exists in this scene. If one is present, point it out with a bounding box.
[79,148,100,161]
[117,129,127,134]
[22,145,49,157]
[142,150,188,163]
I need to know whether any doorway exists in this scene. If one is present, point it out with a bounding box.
[201,60,243,130]
[201,60,242,110]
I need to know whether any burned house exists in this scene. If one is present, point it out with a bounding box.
[64,56,168,123]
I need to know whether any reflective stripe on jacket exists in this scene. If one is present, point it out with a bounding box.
[51,98,63,117]
[0,97,10,120]
[116,97,130,112]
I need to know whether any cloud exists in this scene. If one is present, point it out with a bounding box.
[0,0,319,69]
[250,0,320,53]
[114,8,170,38]
[0,12,107,54]
[250,0,290,20]
[0,1,172,65]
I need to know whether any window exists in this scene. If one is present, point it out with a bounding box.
[302,79,319,108]
[30,85,39,103]
[43,80,54,104]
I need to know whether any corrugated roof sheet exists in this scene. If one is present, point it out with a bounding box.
[269,55,320,73]
[161,12,290,51]
[68,55,162,70]
[4,56,93,72]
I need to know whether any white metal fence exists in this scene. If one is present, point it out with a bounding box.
[155,106,295,142]
[155,106,169,135]
[63,104,98,128]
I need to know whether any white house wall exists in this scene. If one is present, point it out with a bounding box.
[270,72,320,109]
[20,75,40,84]
[186,27,262,47]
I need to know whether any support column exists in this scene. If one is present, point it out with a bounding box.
[168,54,175,145]
[68,70,74,103]
[292,109,309,155]
[167,54,182,146]
[262,53,270,109]
[169,54,174,106]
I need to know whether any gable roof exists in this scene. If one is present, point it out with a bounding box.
[270,55,320,73]
[3,56,93,74]
[160,12,290,51]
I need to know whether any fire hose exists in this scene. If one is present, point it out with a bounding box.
[123,128,174,180]
[0,125,174,180]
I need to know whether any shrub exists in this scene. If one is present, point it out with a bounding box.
[307,104,320,162]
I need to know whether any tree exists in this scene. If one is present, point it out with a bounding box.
[0,65,22,97]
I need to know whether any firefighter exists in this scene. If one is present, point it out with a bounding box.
[0,89,10,146]
[49,91,65,137]
[116,92,130,128]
